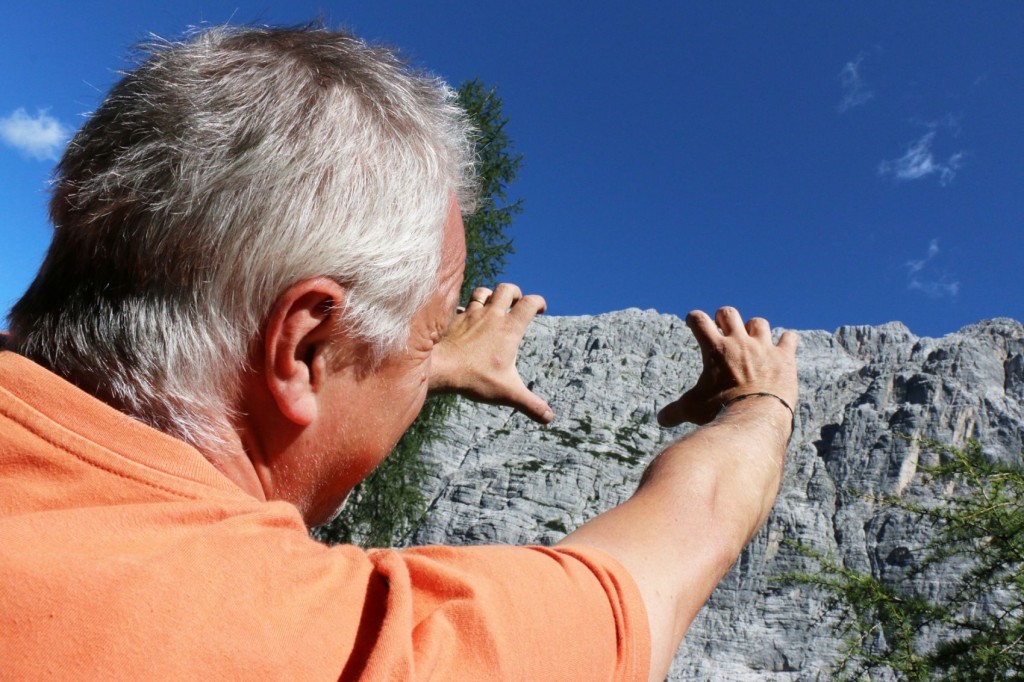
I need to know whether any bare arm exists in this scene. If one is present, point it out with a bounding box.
[559,307,798,682]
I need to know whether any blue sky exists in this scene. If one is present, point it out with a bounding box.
[2,2,1022,338]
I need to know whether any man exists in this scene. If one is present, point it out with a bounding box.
[0,25,797,681]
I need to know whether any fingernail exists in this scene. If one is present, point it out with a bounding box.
[542,409,554,422]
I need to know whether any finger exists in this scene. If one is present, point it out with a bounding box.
[715,306,745,336]
[489,283,523,310]
[745,316,770,339]
[514,387,555,424]
[777,330,800,353]
[657,397,687,427]
[508,294,547,327]
[686,310,722,360]
[657,393,713,427]
[467,287,492,308]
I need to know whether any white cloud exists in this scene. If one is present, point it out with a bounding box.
[905,238,938,276]
[0,108,71,161]
[878,131,964,186]
[838,54,874,113]
[905,239,959,297]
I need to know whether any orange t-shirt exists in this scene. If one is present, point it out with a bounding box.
[0,351,650,680]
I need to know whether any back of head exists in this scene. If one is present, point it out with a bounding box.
[8,24,477,454]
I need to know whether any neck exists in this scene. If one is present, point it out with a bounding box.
[206,427,269,503]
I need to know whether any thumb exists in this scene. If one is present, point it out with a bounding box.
[657,396,689,428]
[657,391,715,427]
[508,381,554,424]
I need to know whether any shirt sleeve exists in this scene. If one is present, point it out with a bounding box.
[341,544,651,682]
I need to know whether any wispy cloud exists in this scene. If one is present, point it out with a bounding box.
[878,131,964,186]
[838,53,874,113]
[0,108,71,161]
[906,238,959,297]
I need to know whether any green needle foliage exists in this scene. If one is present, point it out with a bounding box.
[457,78,522,296]
[788,438,1024,680]
[312,80,522,548]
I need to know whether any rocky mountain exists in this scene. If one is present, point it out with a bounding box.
[404,310,1024,680]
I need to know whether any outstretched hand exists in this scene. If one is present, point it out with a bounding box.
[430,283,554,424]
[657,307,798,427]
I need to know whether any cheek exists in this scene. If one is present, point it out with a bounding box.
[371,384,428,461]
[389,361,431,422]
[404,373,430,418]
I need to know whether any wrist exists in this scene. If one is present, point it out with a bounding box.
[716,391,796,441]
[428,346,457,394]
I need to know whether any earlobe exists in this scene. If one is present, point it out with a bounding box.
[262,278,347,426]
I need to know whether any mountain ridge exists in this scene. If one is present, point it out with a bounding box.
[405,310,1023,680]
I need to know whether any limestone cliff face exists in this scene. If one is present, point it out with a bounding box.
[404,310,1024,680]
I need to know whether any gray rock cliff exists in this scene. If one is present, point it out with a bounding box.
[404,310,1024,680]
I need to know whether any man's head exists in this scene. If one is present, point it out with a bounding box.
[8,25,476,457]
[243,198,467,523]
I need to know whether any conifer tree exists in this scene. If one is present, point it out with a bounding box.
[789,438,1024,680]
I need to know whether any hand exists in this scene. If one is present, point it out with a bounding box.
[430,283,554,424]
[657,307,798,427]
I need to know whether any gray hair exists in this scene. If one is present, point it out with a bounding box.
[8,25,477,454]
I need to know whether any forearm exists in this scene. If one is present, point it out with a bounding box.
[643,399,790,554]
[559,397,791,682]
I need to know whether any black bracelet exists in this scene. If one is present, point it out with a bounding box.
[718,392,796,435]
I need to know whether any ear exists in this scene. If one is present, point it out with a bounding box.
[261,277,348,426]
